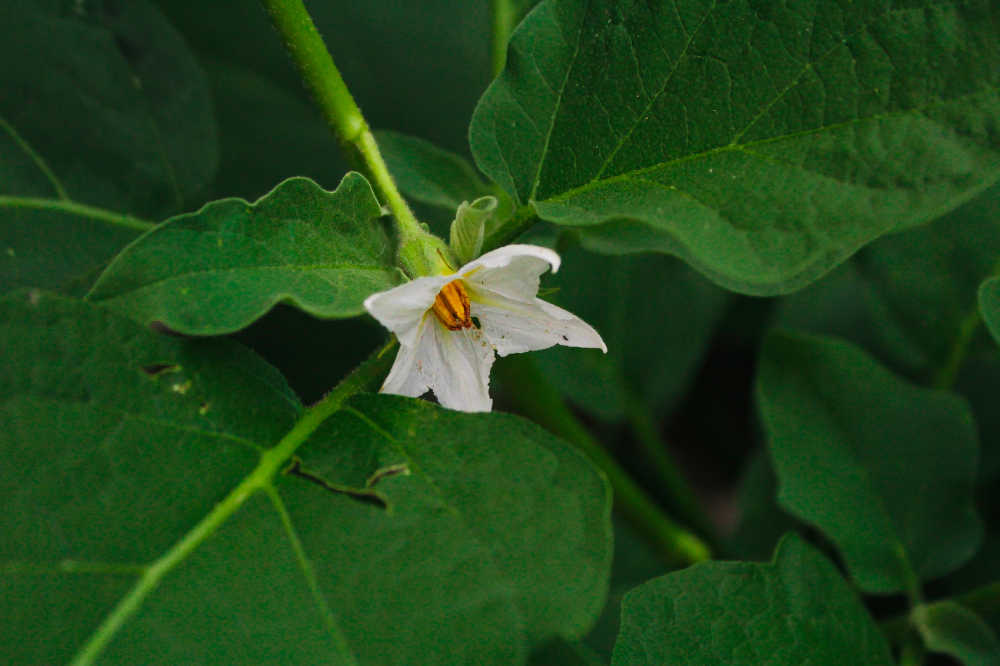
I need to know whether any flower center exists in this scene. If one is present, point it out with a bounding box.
[431,280,472,330]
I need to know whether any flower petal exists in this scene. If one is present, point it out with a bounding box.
[469,286,607,356]
[423,320,495,412]
[363,275,450,346]
[380,317,431,398]
[379,315,495,412]
[459,244,560,302]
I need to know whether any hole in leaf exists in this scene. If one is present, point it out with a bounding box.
[366,463,410,487]
[285,460,389,510]
[140,363,179,377]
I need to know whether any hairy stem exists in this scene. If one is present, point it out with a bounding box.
[260,0,421,236]
[497,356,711,566]
[70,340,396,666]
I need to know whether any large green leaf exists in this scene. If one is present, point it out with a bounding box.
[611,534,893,665]
[87,174,402,335]
[982,277,1000,346]
[758,331,982,594]
[534,244,728,421]
[1,293,612,664]
[470,0,1000,295]
[0,0,217,216]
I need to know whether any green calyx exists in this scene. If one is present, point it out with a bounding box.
[396,225,458,277]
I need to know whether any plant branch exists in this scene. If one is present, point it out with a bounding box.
[260,0,421,236]
[496,355,711,567]
[70,339,396,666]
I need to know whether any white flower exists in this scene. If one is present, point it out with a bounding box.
[364,244,607,412]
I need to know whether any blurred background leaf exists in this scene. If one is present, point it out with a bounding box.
[0,0,218,296]
[758,331,982,594]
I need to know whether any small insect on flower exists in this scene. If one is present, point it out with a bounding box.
[364,244,606,412]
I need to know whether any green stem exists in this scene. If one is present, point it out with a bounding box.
[70,340,396,666]
[260,0,421,236]
[497,356,711,567]
[491,0,515,78]
[623,391,719,546]
[0,196,154,231]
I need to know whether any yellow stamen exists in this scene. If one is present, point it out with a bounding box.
[432,280,472,330]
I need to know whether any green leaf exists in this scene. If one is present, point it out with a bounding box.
[914,601,1000,666]
[2,293,613,664]
[981,277,1000,346]
[757,331,982,594]
[0,0,218,216]
[470,0,1000,295]
[0,291,300,665]
[534,244,728,421]
[87,174,402,335]
[611,534,893,665]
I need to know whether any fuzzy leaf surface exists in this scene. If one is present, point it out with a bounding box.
[0,293,611,664]
[88,175,402,335]
[611,535,892,665]
[471,0,1000,294]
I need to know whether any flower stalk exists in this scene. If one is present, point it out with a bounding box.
[496,355,711,566]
